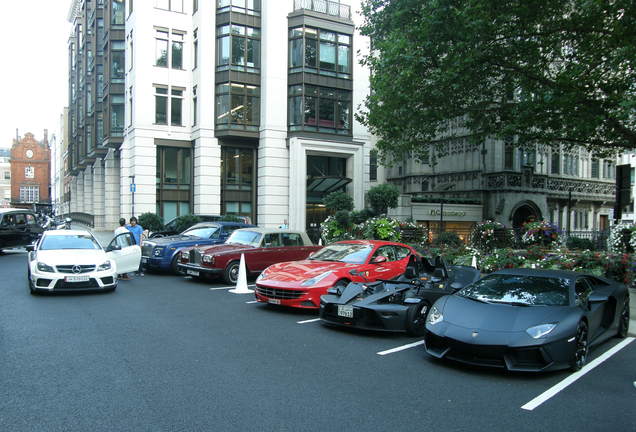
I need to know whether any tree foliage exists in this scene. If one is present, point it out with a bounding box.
[323,191,354,212]
[359,0,636,162]
[366,183,400,214]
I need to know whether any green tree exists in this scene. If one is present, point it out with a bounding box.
[366,183,400,215]
[138,212,163,232]
[323,191,354,212]
[359,0,636,162]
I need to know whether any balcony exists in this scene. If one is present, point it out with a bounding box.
[294,0,351,20]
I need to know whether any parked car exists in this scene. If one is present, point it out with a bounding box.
[0,208,44,252]
[26,229,141,294]
[423,268,631,372]
[141,221,255,273]
[177,228,322,284]
[148,214,252,238]
[255,240,419,309]
[320,255,480,336]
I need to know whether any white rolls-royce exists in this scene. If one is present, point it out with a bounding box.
[27,229,141,294]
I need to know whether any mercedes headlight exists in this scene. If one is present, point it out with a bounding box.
[202,254,214,264]
[97,261,112,271]
[427,305,443,325]
[153,247,165,257]
[526,323,557,339]
[37,262,55,273]
[301,271,333,287]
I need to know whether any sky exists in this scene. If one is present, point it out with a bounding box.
[0,1,71,148]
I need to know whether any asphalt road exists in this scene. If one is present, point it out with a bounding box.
[1,249,634,432]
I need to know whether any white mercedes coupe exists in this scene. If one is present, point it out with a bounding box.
[27,229,141,294]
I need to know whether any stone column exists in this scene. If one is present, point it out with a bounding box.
[84,166,93,219]
[70,177,78,213]
[93,159,105,229]
[193,136,221,215]
[76,171,85,214]
[104,149,121,229]
[120,136,156,218]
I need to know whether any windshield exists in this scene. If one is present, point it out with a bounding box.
[227,230,262,246]
[309,243,373,264]
[40,234,101,250]
[458,274,570,306]
[183,226,219,239]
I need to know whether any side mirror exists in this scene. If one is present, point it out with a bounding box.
[371,256,387,264]
[107,244,122,252]
[588,293,607,304]
[26,244,35,252]
[450,282,463,292]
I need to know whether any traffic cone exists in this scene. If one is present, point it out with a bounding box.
[471,255,478,268]
[318,238,323,246]
[229,253,253,294]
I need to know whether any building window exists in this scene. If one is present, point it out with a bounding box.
[156,0,184,12]
[216,0,261,15]
[3,171,10,180]
[20,186,39,203]
[602,160,615,179]
[111,94,125,136]
[25,166,35,179]
[289,26,351,79]
[215,82,260,131]
[193,28,198,69]
[156,146,192,221]
[155,29,185,69]
[111,41,125,83]
[591,159,599,178]
[154,85,184,126]
[216,24,260,73]
[564,154,579,176]
[112,0,125,25]
[97,19,104,55]
[288,84,352,135]
[192,85,198,126]
[221,147,255,221]
[97,113,104,143]
[504,143,514,170]
[551,151,560,174]
[97,64,104,99]
[369,149,378,181]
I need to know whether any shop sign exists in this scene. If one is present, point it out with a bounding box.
[429,209,466,217]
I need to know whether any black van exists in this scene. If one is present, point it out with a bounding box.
[0,209,44,251]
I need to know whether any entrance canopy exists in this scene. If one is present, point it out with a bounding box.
[306,176,352,194]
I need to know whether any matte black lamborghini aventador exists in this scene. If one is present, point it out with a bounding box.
[319,256,480,336]
[424,268,631,372]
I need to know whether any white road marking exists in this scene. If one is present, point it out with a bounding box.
[521,337,635,411]
[209,284,255,291]
[297,318,321,324]
[377,340,425,356]
[245,300,259,304]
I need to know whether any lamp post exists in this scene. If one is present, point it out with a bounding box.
[567,188,572,237]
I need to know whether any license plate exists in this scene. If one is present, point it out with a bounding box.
[65,275,89,282]
[337,305,353,318]
[187,269,199,277]
[268,298,281,305]
[141,257,148,264]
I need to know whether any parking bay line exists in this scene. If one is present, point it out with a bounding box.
[377,340,425,356]
[297,318,321,324]
[209,284,255,291]
[521,337,635,411]
[245,300,259,304]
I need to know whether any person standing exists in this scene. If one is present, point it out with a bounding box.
[114,218,130,280]
[127,216,145,276]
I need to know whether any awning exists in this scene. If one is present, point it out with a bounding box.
[306,176,352,194]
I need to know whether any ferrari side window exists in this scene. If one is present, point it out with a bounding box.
[394,246,410,260]
[374,246,397,262]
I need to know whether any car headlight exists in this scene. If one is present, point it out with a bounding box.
[97,261,111,271]
[301,271,333,287]
[256,268,271,281]
[526,323,557,339]
[180,251,189,261]
[202,254,214,264]
[427,305,443,325]
[37,262,55,273]
[153,247,165,257]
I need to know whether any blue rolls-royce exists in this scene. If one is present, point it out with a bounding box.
[141,221,254,273]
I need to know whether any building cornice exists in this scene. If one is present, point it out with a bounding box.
[67,0,82,22]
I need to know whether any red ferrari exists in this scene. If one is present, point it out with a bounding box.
[255,240,419,309]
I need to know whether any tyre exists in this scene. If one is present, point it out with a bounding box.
[170,256,180,274]
[406,300,430,336]
[571,321,589,371]
[223,261,240,285]
[617,301,630,338]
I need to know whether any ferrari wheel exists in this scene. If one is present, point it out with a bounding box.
[571,321,589,371]
[223,261,240,285]
[617,301,630,338]
[406,301,430,336]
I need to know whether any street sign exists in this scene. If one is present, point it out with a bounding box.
[130,183,136,193]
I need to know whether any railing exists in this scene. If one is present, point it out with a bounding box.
[294,0,351,20]
[64,212,95,228]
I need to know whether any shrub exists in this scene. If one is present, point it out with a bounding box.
[366,183,400,215]
[432,231,463,248]
[607,223,636,253]
[173,214,202,233]
[138,212,163,232]
[358,217,401,241]
[323,191,354,212]
[334,210,351,227]
[469,220,513,252]
[350,208,376,224]
[320,215,354,243]
[219,214,243,222]
[521,220,561,248]
[566,237,595,251]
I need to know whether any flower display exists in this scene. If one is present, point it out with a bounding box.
[607,223,636,254]
[469,220,513,252]
[521,220,561,247]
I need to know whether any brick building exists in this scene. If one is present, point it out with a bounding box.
[10,131,51,209]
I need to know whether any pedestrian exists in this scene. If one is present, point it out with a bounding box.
[115,218,130,280]
[127,216,145,276]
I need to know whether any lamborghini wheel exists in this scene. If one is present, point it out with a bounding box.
[617,301,630,338]
[406,301,430,336]
[571,321,589,371]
